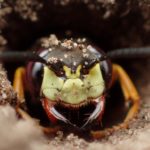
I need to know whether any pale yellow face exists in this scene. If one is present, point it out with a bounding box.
[41,63,105,105]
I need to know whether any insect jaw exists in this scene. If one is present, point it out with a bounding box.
[42,98,70,124]
[81,97,105,128]
[41,98,75,127]
[41,95,105,128]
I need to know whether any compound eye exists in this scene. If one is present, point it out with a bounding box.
[26,62,44,98]
[31,62,43,84]
[100,60,112,89]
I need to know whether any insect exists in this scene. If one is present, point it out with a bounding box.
[1,35,150,139]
